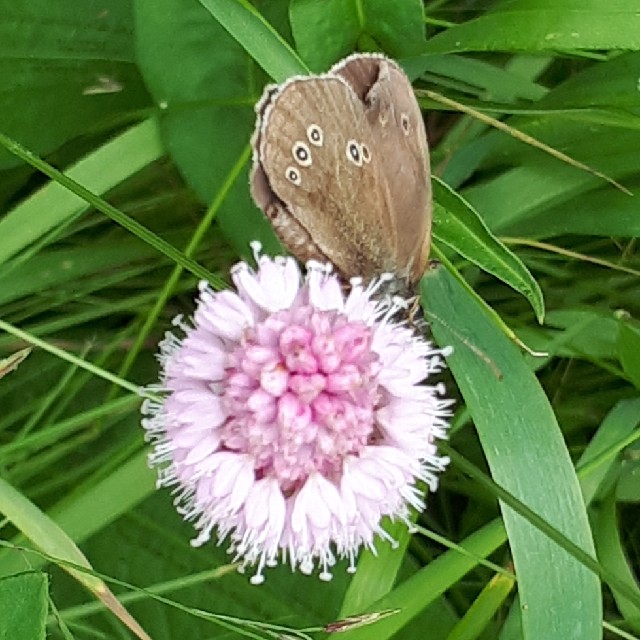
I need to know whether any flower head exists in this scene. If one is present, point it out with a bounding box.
[142,247,451,584]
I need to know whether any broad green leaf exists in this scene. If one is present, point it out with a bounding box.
[616,454,640,503]
[617,319,640,389]
[545,309,619,361]
[358,0,425,56]
[418,54,548,102]
[511,179,640,239]
[451,51,640,238]
[136,0,288,260]
[425,0,640,54]
[290,0,361,71]
[0,572,48,640]
[433,177,544,322]
[421,267,601,640]
[0,0,151,169]
[339,519,412,614]
[463,140,639,236]
[290,0,425,72]
[0,476,102,588]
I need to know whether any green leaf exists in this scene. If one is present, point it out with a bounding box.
[0,476,101,590]
[617,319,640,389]
[577,398,640,506]
[536,52,640,111]
[198,0,307,81]
[290,0,425,72]
[511,180,640,239]
[616,445,640,503]
[290,0,361,72]
[0,449,154,578]
[433,177,545,322]
[0,243,166,307]
[0,129,215,285]
[421,267,601,640]
[545,309,619,361]
[0,0,151,169]
[446,572,515,640]
[358,0,425,56]
[333,520,507,639]
[339,518,412,614]
[462,129,640,237]
[419,54,548,102]
[136,0,287,260]
[0,572,48,640]
[592,492,640,634]
[425,0,640,54]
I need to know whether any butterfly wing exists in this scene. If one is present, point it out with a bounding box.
[251,54,431,284]
[332,54,432,282]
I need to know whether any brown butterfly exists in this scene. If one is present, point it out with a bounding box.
[250,53,432,291]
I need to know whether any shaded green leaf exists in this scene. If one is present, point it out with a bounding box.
[592,492,640,634]
[618,319,640,389]
[0,0,151,169]
[290,0,425,72]
[359,0,425,56]
[578,398,640,506]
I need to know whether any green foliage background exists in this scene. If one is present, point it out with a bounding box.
[0,1,639,639]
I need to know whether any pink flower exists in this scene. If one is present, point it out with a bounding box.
[142,247,452,584]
